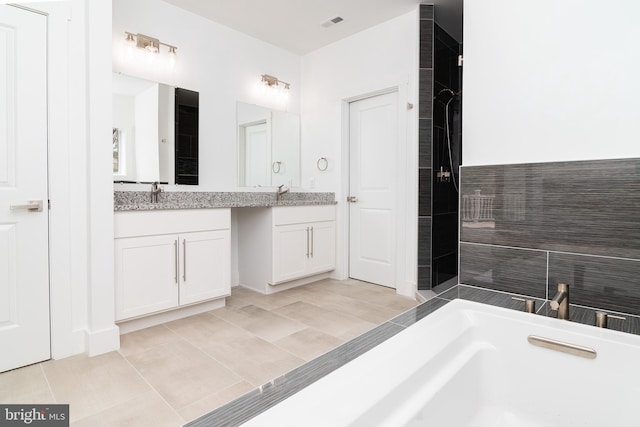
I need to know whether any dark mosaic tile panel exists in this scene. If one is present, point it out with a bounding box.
[539,302,640,335]
[459,159,640,260]
[420,4,434,20]
[418,265,432,290]
[389,297,449,328]
[418,217,432,266]
[459,243,547,298]
[458,285,546,314]
[418,118,432,168]
[418,168,432,216]
[419,19,433,69]
[418,69,433,119]
[548,252,640,316]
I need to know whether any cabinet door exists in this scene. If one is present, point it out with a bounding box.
[272,224,309,284]
[114,235,179,321]
[179,230,230,305]
[307,221,336,275]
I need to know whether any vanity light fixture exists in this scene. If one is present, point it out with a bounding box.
[261,74,291,91]
[124,31,177,57]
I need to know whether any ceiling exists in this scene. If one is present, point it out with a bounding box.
[162,0,463,55]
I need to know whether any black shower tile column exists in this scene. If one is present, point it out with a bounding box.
[431,23,462,287]
[418,5,434,289]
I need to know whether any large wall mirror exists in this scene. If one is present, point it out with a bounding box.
[237,102,300,188]
[112,72,199,185]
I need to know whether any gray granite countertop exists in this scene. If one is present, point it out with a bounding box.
[113,191,337,211]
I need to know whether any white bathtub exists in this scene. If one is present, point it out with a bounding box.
[242,299,640,426]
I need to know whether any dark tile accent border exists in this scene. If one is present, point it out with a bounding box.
[457,284,547,313]
[460,158,640,320]
[548,252,640,316]
[459,158,640,260]
[459,243,547,298]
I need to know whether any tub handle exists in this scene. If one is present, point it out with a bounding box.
[595,311,626,329]
[512,297,536,313]
[528,335,597,359]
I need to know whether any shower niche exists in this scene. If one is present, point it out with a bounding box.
[418,5,462,290]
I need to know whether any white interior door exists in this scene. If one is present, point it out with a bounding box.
[243,122,269,187]
[0,5,50,372]
[348,91,398,288]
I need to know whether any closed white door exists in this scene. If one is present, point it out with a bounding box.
[348,91,398,288]
[0,6,50,372]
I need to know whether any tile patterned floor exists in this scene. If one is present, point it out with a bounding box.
[0,279,417,426]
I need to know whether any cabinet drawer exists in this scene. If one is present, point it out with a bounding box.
[272,205,335,226]
[115,209,230,238]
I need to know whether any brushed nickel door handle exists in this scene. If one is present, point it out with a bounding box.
[10,200,43,212]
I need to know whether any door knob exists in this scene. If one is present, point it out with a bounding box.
[347,196,358,203]
[10,200,43,212]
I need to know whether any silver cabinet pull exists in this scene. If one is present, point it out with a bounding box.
[347,196,358,203]
[182,239,187,282]
[306,227,310,257]
[310,226,314,258]
[174,240,178,284]
[10,200,43,212]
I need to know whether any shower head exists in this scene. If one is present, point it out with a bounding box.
[434,88,455,99]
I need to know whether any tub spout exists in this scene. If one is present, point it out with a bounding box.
[550,283,569,320]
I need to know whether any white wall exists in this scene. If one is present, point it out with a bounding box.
[300,11,419,297]
[112,0,302,190]
[32,0,116,359]
[463,0,640,165]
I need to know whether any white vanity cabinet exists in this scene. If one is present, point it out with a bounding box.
[238,205,336,294]
[114,209,230,322]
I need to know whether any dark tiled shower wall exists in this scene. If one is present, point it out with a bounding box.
[431,23,462,287]
[417,5,434,289]
[418,5,462,290]
[459,158,640,317]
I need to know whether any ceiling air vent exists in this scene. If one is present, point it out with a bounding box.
[321,16,344,28]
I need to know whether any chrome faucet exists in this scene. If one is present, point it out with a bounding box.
[276,184,289,202]
[150,181,163,203]
[550,283,570,320]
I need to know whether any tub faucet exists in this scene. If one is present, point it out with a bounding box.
[276,184,289,202]
[550,283,570,320]
[150,181,163,203]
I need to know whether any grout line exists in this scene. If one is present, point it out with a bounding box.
[119,351,186,424]
[39,363,57,404]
